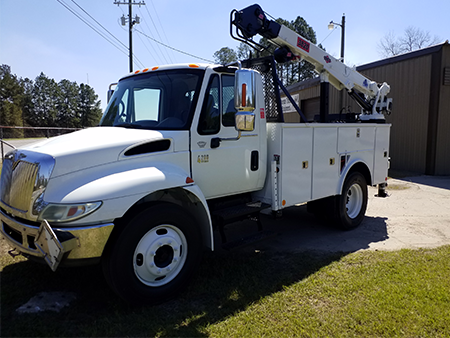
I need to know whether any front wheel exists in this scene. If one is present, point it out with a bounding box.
[102,204,203,305]
[335,172,368,230]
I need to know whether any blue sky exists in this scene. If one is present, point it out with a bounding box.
[1,0,448,110]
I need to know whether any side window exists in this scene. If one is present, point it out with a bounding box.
[222,75,236,127]
[198,75,220,135]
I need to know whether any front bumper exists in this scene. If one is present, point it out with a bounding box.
[0,208,114,270]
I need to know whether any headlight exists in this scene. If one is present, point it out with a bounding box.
[38,202,102,223]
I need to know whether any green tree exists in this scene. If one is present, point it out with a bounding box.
[213,47,238,64]
[1,65,103,134]
[0,65,24,137]
[31,73,60,127]
[214,16,320,87]
[57,79,79,128]
[236,42,252,60]
[78,83,102,127]
[259,17,318,86]
[20,77,34,128]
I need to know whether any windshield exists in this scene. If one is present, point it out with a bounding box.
[100,69,204,130]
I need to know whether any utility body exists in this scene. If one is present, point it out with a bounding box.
[0,5,391,304]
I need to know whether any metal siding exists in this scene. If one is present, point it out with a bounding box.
[359,56,432,174]
[435,45,450,175]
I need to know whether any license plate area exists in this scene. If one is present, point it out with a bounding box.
[35,220,64,271]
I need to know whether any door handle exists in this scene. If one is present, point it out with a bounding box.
[211,137,221,149]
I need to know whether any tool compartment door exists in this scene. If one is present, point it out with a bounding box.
[312,126,339,200]
[279,125,313,206]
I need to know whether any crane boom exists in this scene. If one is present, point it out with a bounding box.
[231,4,392,121]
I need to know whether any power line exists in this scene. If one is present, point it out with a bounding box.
[116,15,163,65]
[70,0,127,51]
[56,0,128,56]
[148,0,176,61]
[134,29,214,63]
[141,5,172,63]
[320,27,338,45]
[137,7,169,64]
[135,30,160,65]
[56,0,145,69]
[114,0,146,72]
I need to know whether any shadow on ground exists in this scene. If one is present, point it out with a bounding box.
[397,175,450,191]
[1,209,388,337]
[217,204,389,254]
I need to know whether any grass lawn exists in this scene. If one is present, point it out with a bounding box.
[1,240,449,337]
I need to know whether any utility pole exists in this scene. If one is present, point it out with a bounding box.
[114,1,145,72]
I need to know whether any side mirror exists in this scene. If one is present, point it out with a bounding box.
[107,89,114,104]
[213,109,256,149]
[107,83,118,104]
[234,69,256,111]
[235,112,255,132]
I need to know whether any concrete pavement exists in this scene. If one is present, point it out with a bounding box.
[217,176,450,253]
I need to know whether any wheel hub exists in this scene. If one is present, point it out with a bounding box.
[154,245,175,268]
[346,183,363,219]
[133,225,187,287]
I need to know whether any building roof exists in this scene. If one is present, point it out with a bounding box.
[285,76,320,93]
[357,41,449,71]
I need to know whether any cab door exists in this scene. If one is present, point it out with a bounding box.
[191,73,262,199]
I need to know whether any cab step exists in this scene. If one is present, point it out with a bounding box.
[211,201,271,244]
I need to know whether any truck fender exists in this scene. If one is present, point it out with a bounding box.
[338,159,372,195]
[125,184,214,251]
[183,185,214,250]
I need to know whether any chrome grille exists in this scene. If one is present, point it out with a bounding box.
[0,150,55,220]
[1,159,38,212]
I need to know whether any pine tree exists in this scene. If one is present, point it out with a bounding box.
[78,83,102,127]
[0,65,24,138]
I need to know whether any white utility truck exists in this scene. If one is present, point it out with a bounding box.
[1,4,391,304]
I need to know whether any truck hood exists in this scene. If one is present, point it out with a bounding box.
[22,127,185,177]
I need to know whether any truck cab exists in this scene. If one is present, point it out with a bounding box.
[101,64,266,199]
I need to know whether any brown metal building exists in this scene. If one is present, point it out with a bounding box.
[283,41,450,175]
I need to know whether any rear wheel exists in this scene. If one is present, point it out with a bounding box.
[102,204,202,305]
[335,172,368,230]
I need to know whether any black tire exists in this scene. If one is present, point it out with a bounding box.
[102,203,203,305]
[335,172,368,230]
